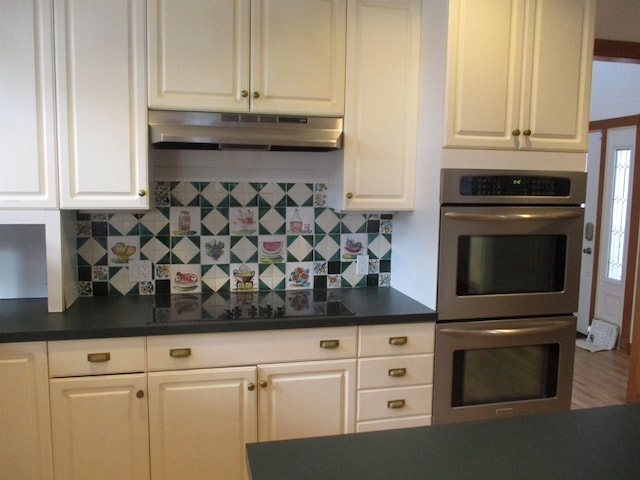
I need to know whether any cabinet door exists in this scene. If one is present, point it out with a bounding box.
[331,0,420,211]
[258,359,356,441]
[54,0,148,209]
[443,0,525,149]
[0,0,57,209]
[0,342,53,480]
[148,367,257,480]
[520,0,595,151]
[49,374,149,480]
[148,0,250,112]
[250,0,346,115]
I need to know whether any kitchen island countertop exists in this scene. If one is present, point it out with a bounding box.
[0,287,436,343]
[246,403,640,480]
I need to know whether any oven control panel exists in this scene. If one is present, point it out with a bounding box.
[460,175,571,197]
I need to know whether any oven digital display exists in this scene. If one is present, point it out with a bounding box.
[460,175,571,197]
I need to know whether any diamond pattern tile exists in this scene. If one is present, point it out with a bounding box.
[259,207,286,235]
[109,268,138,295]
[258,183,286,207]
[314,235,340,261]
[200,182,229,207]
[315,208,340,234]
[230,182,258,206]
[341,213,367,233]
[77,238,107,266]
[286,183,314,206]
[201,208,229,235]
[202,264,230,292]
[171,236,200,264]
[73,180,392,296]
[230,236,258,263]
[171,182,200,206]
[368,234,392,260]
[287,236,314,262]
[108,213,139,236]
[140,208,170,236]
[259,263,286,290]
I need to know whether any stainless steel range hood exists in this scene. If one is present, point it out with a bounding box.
[149,110,343,151]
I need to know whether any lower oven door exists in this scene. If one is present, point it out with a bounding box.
[432,316,576,425]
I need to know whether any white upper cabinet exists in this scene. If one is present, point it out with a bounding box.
[0,0,57,209]
[55,0,149,209]
[148,0,346,115]
[329,0,421,211]
[444,0,596,152]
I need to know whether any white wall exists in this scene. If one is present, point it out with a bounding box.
[389,0,447,309]
[589,61,640,121]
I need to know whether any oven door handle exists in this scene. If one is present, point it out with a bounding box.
[440,322,569,337]
[443,211,583,221]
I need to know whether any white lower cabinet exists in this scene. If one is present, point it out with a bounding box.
[148,366,258,480]
[49,374,150,480]
[258,359,356,442]
[0,342,53,480]
[41,323,431,479]
[356,323,435,432]
[48,337,149,480]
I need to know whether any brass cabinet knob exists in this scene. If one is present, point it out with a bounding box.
[248,383,256,391]
[136,390,144,399]
[252,91,260,99]
[241,90,249,98]
[512,129,521,136]
[346,192,353,199]
[259,380,268,388]
[523,129,532,136]
[138,189,146,197]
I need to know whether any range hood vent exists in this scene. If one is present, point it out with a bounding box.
[149,110,343,152]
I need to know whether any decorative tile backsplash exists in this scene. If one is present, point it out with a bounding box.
[76,182,392,296]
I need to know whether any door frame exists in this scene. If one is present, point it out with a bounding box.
[590,39,640,402]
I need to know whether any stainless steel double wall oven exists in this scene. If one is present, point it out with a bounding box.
[433,169,586,424]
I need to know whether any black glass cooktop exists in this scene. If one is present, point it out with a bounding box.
[153,290,354,323]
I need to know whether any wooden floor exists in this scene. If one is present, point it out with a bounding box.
[571,345,630,409]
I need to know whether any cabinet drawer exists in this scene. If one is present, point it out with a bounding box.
[357,385,432,421]
[358,322,434,357]
[358,354,433,389]
[147,327,357,371]
[356,415,431,433]
[48,337,146,377]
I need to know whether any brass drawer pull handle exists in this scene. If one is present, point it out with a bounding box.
[389,336,408,346]
[320,339,340,349]
[387,399,406,409]
[388,368,407,377]
[87,352,110,363]
[170,348,192,358]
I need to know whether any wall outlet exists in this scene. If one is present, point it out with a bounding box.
[129,260,152,282]
[356,254,369,275]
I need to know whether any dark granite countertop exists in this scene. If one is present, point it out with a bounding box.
[246,404,640,480]
[0,287,436,343]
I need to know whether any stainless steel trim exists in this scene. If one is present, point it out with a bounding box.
[443,211,584,221]
[149,109,343,151]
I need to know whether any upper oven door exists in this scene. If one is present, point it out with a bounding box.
[437,205,584,321]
